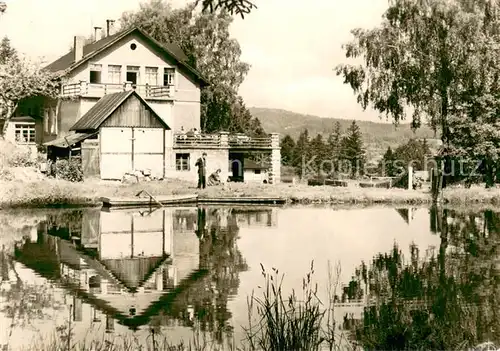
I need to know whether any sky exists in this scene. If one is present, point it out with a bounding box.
[0,0,391,122]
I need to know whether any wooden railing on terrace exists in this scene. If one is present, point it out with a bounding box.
[173,132,277,149]
[61,81,174,99]
[228,134,273,149]
[174,134,221,148]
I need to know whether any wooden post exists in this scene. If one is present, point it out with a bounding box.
[408,165,413,190]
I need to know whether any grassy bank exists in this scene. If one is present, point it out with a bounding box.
[1,172,500,209]
[0,177,431,209]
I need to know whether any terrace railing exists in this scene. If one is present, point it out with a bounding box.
[174,133,221,148]
[61,81,174,100]
[228,134,273,149]
[173,132,277,150]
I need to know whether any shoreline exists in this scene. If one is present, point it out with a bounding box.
[1,178,500,209]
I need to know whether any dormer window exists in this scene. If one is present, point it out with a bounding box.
[89,63,102,84]
[163,68,175,86]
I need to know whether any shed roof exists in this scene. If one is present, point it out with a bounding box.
[69,90,170,132]
[45,26,208,87]
[43,132,97,148]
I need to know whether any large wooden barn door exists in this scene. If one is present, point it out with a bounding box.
[100,127,164,180]
[100,127,133,180]
[133,128,165,178]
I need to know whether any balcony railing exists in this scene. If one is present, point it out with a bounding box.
[229,134,273,149]
[174,132,276,149]
[61,81,174,100]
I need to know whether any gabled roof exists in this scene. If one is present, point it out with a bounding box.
[70,90,171,131]
[100,256,168,293]
[45,26,208,87]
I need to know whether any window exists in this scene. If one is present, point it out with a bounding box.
[43,108,49,133]
[108,65,122,84]
[254,169,261,174]
[163,68,175,86]
[89,63,102,84]
[15,124,35,143]
[44,107,57,135]
[176,153,190,171]
[126,65,140,85]
[145,67,158,86]
[49,107,57,135]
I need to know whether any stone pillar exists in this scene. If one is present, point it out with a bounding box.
[270,133,281,184]
[408,165,413,190]
[219,131,229,148]
[219,132,230,182]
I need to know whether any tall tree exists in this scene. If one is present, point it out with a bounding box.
[0,56,58,135]
[280,134,296,166]
[120,0,264,135]
[0,37,17,64]
[294,129,310,177]
[310,134,328,175]
[327,121,342,171]
[336,0,500,186]
[381,146,397,177]
[340,121,365,178]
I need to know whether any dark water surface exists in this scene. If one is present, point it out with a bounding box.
[0,205,499,350]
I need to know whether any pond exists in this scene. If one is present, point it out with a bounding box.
[0,205,499,350]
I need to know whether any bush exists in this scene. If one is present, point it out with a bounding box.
[55,157,83,182]
[0,138,37,167]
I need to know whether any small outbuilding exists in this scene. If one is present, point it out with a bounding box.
[243,159,270,184]
[67,89,171,180]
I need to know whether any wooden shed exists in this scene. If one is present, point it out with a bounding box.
[70,90,171,180]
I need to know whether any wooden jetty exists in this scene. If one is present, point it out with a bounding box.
[198,197,286,205]
[100,194,199,208]
[100,193,286,208]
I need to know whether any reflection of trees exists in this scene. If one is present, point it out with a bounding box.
[150,207,248,342]
[347,207,500,350]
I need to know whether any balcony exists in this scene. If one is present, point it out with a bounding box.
[61,81,174,100]
[174,132,277,150]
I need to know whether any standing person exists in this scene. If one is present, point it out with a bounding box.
[195,152,207,189]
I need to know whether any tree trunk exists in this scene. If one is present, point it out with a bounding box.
[1,102,18,136]
[485,159,495,188]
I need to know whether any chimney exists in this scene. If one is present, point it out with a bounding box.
[106,19,115,37]
[94,26,102,41]
[73,36,85,63]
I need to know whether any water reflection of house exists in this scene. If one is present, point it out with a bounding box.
[11,206,266,333]
[14,207,204,330]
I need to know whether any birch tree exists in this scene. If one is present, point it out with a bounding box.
[336,0,500,185]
